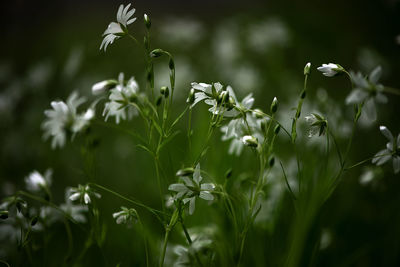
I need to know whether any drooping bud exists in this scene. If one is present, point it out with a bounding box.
[160,86,169,98]
[242,135,258,148]
[143,14,151,29]
[176,167,195,177]
[187,88,195,105]
[317,63,345,77]
[304,62,311,75]
[270,97,278,114]
[150,49,164,58]
[91,80,118,95]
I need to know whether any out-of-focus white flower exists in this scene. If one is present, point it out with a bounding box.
[100,4,136,51]
[69,184,101,205]
[247,18,289,53]
[42,92,94,149]
[372,126,400,174]
[25,169,52,192]
[169,164,215,215]
[241,135,258,147]
[60,188,88,223]
[305,113,327,137]
[102,73,139,124]
[112,206,138,225]
[346,66,387,121]
[317,63,345,77]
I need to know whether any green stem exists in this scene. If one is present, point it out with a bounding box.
[159,230,170,267]
[88,183,167,222]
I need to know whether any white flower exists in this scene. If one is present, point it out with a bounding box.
[305,113,327,137]
[168,164,215,215]
[25,169,52,192]
[112,206,138,225]
[69,184,101,205]
[346,66,387,121]
[102,73,139,124]
[317,63,344,77]
[42,92,94,149]
[372,126,400,174]
[100,4,136,51]
[220,108,266,156]
[60,188,88,223]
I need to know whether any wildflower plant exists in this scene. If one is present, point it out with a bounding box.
[2,3,400,267]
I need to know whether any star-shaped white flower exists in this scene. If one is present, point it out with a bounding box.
[69,184,101,205]
[100,4,137,51]
[168,164,215,215]
[372,126,400,174]
[42,92,94,149]
[102,73,139,124]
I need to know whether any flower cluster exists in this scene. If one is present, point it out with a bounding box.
[93,73,140,124]
[42,92,94,149]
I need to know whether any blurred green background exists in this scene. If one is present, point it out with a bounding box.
[1,0,400,266]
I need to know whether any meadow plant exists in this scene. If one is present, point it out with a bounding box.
[1,3,400,267]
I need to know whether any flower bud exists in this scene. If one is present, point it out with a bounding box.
[304,62,311,75]
[242,135,258,148]
[274,124,281,135]
[300,89,306,99]
[225,168,233,179]
[218,90,229,104]
[143,14,151,29]
[31,216,38,226]
[187,88,195,105]
[268,156,275,167]
[150,49,163,58]
[0,211,8,220]
[176,167,195,177]
[91,80,118,95]
[270,97,278,114]
[160,86,169,98]
[317,63,345,77]
[253,109,264,119]
[156,96,163,106]
[168,58,175,70]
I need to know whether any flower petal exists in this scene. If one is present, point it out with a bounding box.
[380,126,394,142]
[199,191,214,201]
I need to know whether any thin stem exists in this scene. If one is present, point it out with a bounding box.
[383,86,400,96]
[88,183,167,222]
[345,152,393,171]
[159,229,170,267]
